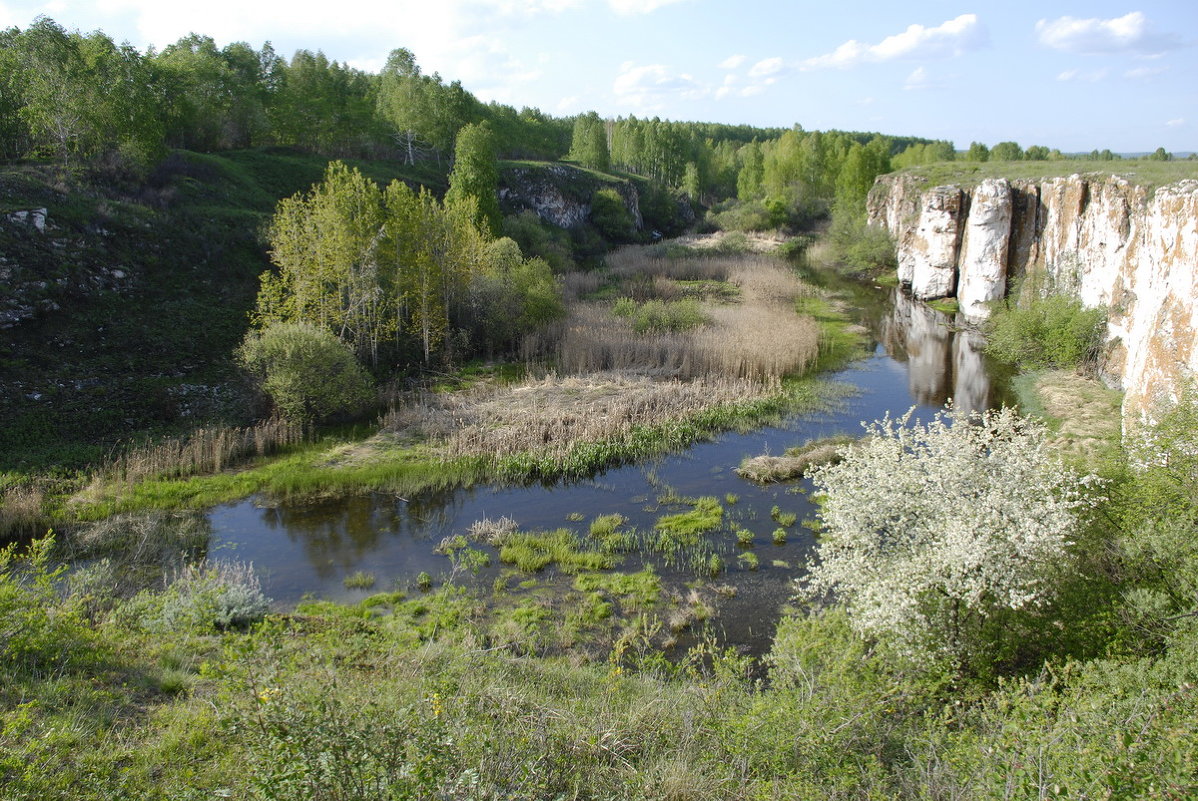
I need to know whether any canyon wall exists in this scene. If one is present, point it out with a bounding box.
[866,172,1198,421]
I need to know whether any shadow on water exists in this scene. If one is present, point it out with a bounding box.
[208,268,1014,655]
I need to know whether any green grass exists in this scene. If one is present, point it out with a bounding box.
[894,158,1198,194]
[654,497,724,546]
[342,571,376,590]
[573,567,662,608]
[68,439,482,520]
[497,528,618,574]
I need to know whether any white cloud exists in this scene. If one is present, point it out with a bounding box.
[719,54,746,69]
[903,66,929,90]
[748,56,784,78]
[613,61,707,109]
[740,85,764,98]
[1124,65,1168,80]
[1035,12,1182,55]
[714,86,732,100]
[801,13,986,70]
[1056,67,1109,82]
[606,0,690,15]
[1166,118,1185,128]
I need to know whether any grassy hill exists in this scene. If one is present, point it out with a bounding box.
[0,150,447,474]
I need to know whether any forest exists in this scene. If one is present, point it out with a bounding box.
[2,16,1197,800]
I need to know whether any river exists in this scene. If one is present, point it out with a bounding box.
[206,270,1013,651]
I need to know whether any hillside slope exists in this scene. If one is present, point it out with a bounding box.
[0,151,446,472]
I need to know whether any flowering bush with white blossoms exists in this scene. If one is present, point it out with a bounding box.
[798,404,1101,666]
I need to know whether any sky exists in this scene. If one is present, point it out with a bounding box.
[2,0,1195,152]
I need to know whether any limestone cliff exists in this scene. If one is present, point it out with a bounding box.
[498,163,643,230]
[867,172,1198,420]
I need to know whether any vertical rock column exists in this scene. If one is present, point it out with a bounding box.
[958,178,1013,320]
[909,186,966,299]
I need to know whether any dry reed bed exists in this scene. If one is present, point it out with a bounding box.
[99,417,307,485]
[382,371,772,461]
[531,250,821,382]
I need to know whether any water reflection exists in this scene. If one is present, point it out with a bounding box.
[875,289,995,415]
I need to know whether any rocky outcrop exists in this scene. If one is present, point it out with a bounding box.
[867,172,1198,421]
[499,163,642,230]
[906,186,966,298]
[957,179,1013,319]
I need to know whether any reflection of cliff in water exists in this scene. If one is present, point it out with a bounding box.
[876,289,995,416]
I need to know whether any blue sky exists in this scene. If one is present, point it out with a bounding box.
[3,1,1194,152]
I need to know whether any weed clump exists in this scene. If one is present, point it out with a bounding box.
[498,528,617,574]
[120,560,270,633]
[737,435,856,483]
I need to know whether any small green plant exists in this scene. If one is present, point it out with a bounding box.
[735,528,755,547]
[498,528,616,574]
[738,552,760,571]
[416,571,433,592]
[343,571,376,590]
[724,492,740,505]
[771,505,798,527]
[772,528,788,545]
[655,497,724,545]
[706,553,725,577]
[589,514,625,537]
[566,512,586,522]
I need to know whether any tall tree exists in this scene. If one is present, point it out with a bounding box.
[568,111,609,171]
[446,121,501,237]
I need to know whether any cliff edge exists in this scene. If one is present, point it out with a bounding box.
[867,171,1198,421]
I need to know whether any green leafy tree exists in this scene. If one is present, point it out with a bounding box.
[259,161,386,361]
[568,111,610,171]
[6,18,163,166]
[446,121,501,236]
[237,322,373,423]
[990,141,1024,161]
[966,141,990,162]
[799,405,1100,670]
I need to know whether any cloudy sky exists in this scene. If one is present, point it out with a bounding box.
[3,0,1194,152]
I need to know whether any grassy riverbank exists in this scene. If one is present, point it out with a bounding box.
[51,242,861,524]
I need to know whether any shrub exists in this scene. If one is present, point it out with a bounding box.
[237,322,373,424]
[799,405,1100,670]
[0,534,98,675]
[590,188,636,242]
[985,294,1107,371]
[121,561,271,633]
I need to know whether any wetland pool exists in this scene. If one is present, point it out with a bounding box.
[207,279,1014,652]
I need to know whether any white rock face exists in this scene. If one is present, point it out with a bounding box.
[868,172,1198,424]
[957,179,1012,320]
[908,186,964,299]
[6,208,48,232]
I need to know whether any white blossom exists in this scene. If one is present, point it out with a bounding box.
[798,404,1100,663]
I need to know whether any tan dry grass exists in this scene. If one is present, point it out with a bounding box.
[737,443,849,483]
[382,371,771,462]
[536,249,820,382]
[0,481,48,540]
[1034,370,1123,461]
[101,418,307,484]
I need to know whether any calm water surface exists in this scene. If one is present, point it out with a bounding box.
[207,275,1013,650]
